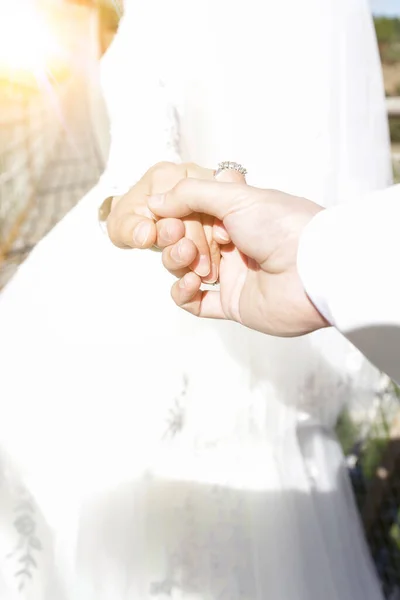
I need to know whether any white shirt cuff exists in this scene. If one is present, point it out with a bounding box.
[297,209,336,325]
[297,189,400,334]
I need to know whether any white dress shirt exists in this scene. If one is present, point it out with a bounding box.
[298,185,400,382]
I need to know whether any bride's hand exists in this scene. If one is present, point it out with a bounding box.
[106,162,220,283]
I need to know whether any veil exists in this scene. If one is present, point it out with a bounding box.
[0,0,391,598]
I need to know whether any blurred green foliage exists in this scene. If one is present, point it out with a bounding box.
[335,410,390,481]
[390,518,400,551]
[336,410,360,456]
[361,436,389,480]
[374,17,400,64]
[374,17,400,46]
[390,118,400,144]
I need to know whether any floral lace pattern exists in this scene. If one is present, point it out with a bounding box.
[7,487,42,592]
[149,484,254,599]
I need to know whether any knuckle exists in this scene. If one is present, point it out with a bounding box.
[154,160,176,170]
[183,162,199,176]
[151,161,177,179]
[230,183,251,206]
[107,213,134,249]
[174,177,193,195]
[150,161,182,191]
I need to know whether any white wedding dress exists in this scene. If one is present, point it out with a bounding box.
[0,0,392,598]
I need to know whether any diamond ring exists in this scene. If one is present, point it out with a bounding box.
[214,161,247,178]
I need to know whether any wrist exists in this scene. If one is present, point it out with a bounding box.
[288,268,330,336]
[302,288,331,332]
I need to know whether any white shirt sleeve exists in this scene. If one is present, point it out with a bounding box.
[297,185,400,383]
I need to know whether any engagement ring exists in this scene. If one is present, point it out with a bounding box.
[214,161,247,178]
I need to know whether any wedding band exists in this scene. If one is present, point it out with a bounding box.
[214,161,247,178]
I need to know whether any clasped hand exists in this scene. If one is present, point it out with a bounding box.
[106,161,328,337]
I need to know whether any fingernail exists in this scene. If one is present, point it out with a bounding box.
[203,263,218,284]
[133,221,152,247]
[161,222,173,245]
[195,255,210,277]
[171,239,184,263]
[215,226,230,242]
[148,194,165,210]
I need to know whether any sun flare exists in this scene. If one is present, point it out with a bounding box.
[0,1,61,73]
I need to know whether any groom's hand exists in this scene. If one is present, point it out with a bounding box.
[149,179,329,337]
[105,162,220,282]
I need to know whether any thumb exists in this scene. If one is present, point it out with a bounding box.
[213,165,246,243]
[148,178,250,221]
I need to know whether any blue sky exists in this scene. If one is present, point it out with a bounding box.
[370,0,400,16]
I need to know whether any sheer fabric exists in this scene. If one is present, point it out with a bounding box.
[0,0,391,598]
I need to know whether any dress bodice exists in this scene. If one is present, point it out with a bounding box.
[96,0,389,431]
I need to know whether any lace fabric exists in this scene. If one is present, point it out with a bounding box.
[0,0,392,598]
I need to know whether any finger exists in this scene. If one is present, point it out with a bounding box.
[184,217,211,278]
[146,161,215,195]
[148,178,251,221]
[107,180,156,249]
[107,213,157,249]
[155,218,185,249]
[202,214,220,284]
[108,163,215,249]
[185,163,215,181]
[203,167,246,274]
[175,166,221,282]
[152,163,218,279]
[213,219,231,245]
[214,167,246,184]
[171,272,226,320]
[162,238,197,278]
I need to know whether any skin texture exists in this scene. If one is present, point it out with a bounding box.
[106,161,327,336]
[105,162,241,284]
[148,177,329,337]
